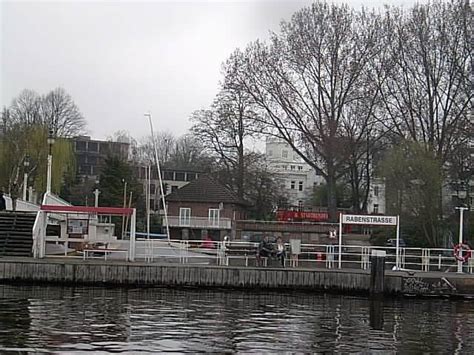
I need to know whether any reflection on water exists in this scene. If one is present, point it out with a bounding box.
[0,284,473,353]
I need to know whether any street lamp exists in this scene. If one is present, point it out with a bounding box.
[46,129,55,194]
[455,203,469,273]
[93,179,100,207]
[23,155,30,200]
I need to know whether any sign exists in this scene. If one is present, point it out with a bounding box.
[67,218,89,235]
[342,214,397,226]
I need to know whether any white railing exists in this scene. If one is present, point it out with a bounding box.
[165,216,232,229]
[37,235,474,274]
[130,239,473,274]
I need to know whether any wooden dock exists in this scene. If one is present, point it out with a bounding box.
[0,257,473,297]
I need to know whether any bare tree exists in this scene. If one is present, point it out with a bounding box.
[191,50,261,199]
[233,2,383,220]
[6,87,86,137]
[134,131,176,165]
[41,87,86,137]
[7,89,42,127]
[379,1,471,164]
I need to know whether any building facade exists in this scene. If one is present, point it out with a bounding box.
[265,137,324,207]
[73,136,130,182]
[135,166,201,212]
[164,175,248,241]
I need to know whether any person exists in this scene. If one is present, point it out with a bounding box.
[275,237,286,267]
[201,235,214,249]
[10,183,19,212]
[0,190,6,211]
[257,235,273,266]
[219,235,229,266]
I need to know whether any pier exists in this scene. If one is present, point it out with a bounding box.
[1,257,473,298]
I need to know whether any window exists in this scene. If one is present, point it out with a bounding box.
[290,165,295,170]
[75,141,86,151]
[175,172,185,181]
[186,173,196,181]
[298,181,304,191]
[163,171,174,180]
[373,204,379,214]
[298,166,303,171]
[291,181,296,189]
[374,186,379,197]
[282,150,288,158]
[88,142,98,152]
[208,209,220,227]
[150,184,156,195]
[179,208,191,226]
[87,155,97,165]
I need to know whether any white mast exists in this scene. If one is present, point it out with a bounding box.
[145,112,171,242]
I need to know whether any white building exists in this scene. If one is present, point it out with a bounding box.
[367,178,386,214]
[265,138,324,207]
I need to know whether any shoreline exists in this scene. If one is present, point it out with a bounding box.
[1,257,473,299]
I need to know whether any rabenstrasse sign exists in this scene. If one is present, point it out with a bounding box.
[342,214,397,226]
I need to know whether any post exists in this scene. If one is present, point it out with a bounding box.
[145,112,171,242]
[23,172,28,200]
[370,250,386,295]
[338,213,343,269]
[395,215,400,269]
[455,207,468,273]
[129,209,136,262]
[46,130,55,194]
[28,186,34,203]
[146,165,151,239]
[46,154,52,194]
[93,188,100,207]
[121,180,127,238]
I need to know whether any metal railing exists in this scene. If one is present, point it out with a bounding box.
[131,239,473,273]
[40,236,474,274]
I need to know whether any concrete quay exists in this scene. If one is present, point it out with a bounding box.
[0,257,473,298]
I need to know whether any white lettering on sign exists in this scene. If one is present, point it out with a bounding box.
[342,214,397,226]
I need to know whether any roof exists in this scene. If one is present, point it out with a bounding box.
[166,175,247,205]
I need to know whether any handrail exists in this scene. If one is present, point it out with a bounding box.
[41,236,473,274]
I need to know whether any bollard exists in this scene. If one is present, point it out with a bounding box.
[370,250,386,295]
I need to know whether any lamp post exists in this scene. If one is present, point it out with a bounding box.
[93,180,100,208]
[23,155,30,201]
[46,129,55,194]
[455,206,468,273]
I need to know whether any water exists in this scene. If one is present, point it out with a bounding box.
[0,284,473,354]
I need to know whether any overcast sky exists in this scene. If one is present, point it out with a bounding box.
[2,0,428,142]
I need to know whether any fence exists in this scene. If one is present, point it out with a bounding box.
[41,237,473,274]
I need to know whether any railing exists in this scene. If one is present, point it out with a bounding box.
[165,216,232,229]
[38,235,474,274]
[130,239,473,274]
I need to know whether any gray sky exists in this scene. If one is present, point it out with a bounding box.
[1,0,427,141]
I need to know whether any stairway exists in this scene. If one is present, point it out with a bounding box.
[0,212,37,257]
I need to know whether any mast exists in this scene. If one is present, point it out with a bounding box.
[145,112,171,242]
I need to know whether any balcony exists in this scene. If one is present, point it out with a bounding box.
[165,216,232,229]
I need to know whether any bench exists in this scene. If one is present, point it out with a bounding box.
[224,242,287,267]
[223,242,259,266]
[82,243,128,261]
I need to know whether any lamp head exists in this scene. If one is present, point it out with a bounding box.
[47,129,55,145]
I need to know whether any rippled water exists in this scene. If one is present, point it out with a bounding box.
[0,284,473,354]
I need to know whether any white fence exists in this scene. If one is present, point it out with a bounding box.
[40,237,474,274]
